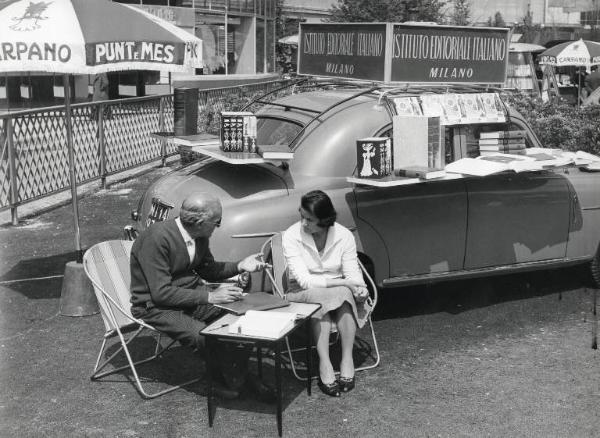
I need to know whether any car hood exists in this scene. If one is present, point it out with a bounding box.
[144,160,290,217]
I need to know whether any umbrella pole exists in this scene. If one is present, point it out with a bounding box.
[578,69,581,108]
[63,74,83,263]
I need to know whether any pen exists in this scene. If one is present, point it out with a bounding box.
[207,323,229,332]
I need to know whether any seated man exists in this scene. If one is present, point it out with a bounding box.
[130,192,273,400]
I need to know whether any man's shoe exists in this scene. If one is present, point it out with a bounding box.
[244,374,277,403]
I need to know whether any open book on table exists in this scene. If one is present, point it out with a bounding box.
[228,310,297,339]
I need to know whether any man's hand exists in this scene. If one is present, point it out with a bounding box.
[208,285,244,304]
[237,253,267,273]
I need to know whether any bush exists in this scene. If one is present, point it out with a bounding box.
[503,92,600,155]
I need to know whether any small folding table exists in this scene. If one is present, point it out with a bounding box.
[201,302,321,437]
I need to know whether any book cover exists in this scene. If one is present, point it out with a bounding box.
[458,94,483,122]
[356,137,392,179]
[420,94,445,121]
[393,115,444,169]
[440,94,463,124]
[257,144,294,160]
[214,291,289,315]
[220,112,256,153]
[480,130,526,139]
[394,165,446,180]
[479,144,526,152]
[479,93,505,121]
[479,150,526,157]
[478,137,526,146]
[393,97,422,116]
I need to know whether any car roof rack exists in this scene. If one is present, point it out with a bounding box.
[242,76,508,150]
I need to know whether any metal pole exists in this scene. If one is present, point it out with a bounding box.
[225,10,228,75]
[6,118,18,225]
[98,103,106,189]
[159,97,166,167]
[63,74,83,263]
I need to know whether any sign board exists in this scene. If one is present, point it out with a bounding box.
[297,23,387,81]
[390,24,510,84]
[297,23,510,85]
[133,5,195,28]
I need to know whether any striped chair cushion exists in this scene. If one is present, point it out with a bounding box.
[83,240,134,332]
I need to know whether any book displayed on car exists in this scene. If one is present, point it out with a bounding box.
[356,137,393,179]
[394,165,447,180]
[478,137,526,146]
[171,133,220,147]
[220,111,257,153]
[393,115,444,170]
[256,144,294,160]
[479,130,526,139]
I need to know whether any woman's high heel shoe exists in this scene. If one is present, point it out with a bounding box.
[339,376,355,393]
[317,379,340,397]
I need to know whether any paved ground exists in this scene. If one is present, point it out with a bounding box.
[0,162,599,437]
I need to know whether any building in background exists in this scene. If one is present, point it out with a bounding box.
[469,0,600,43]
[1,0,283,110]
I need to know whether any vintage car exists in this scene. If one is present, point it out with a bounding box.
[128,82,600,289]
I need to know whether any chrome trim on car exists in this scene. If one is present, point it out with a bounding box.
[382,257,593,288]
[146,197,174,228]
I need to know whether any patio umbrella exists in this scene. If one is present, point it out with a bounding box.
[278,34,299,46]
[538,39,600,68]
[538,39,600,105]
[0,0,203,262]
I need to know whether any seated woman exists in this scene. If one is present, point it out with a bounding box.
[282,190,371,397]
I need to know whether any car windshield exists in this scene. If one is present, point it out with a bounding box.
[257,117,303,148]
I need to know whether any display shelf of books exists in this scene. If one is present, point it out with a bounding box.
[347,173,462,188]
[393,92,507,126]
[170,111,294,165]
[348,126,600,187]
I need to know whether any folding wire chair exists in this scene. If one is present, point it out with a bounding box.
[83,240,201,399]
[260,233,381,381]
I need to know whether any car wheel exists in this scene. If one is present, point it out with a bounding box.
[591,246,600,288]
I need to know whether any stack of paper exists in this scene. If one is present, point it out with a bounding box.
[445,157,509,176]
[229,310,297,339]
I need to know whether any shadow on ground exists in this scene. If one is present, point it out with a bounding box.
[374,264,591,321]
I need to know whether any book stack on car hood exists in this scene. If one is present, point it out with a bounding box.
[478,130,526,156]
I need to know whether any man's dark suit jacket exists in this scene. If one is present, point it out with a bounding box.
[130,219,240,310]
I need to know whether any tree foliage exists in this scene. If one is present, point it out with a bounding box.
[504,92,600,155]
[328,0,446,24]
[487,11,507,27]
[450,0,470,26]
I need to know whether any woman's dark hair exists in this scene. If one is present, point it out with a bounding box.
[301,190,337,228]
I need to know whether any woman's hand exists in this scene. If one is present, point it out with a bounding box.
[342,279,366,298]
[353,286,369,303]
